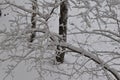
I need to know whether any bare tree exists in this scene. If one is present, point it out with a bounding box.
[56,0,68,63]
[0,0,120,80]
[29,0,37,42]
[0,10,1,16]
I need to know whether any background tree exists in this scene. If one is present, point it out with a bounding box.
[0,10,1,16]
[30,0,37,42]
[56,0,68,63]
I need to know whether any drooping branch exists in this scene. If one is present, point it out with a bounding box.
[22,26,120,80]
[32,27,120,79]
[56,42,120,80]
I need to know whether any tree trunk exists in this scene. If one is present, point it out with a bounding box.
[0,10,1,16]
[30,0,37,42]
[56,0,68,63]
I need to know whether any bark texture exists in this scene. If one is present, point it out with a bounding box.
[0,10,1,16]
[56,0,68,63]
[30,0,37,42]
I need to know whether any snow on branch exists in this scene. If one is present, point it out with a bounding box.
[49,40,120,80]
[4,0,44,18]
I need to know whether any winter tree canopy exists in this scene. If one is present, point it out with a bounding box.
[0,0,120,80]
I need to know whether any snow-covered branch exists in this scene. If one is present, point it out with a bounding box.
[53,42,120,80]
